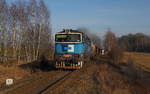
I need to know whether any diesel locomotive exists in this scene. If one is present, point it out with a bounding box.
[54,29,98,69]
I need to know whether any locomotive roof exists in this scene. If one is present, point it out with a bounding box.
[57,29,84,34]
[56,29,92,39]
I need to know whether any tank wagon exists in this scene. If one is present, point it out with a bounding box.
[54,29,99,69]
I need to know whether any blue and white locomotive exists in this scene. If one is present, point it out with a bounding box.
[54,29,94,69]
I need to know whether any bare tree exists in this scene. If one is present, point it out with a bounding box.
[39,0,52,59]
[104,29,117,51]
[104,29,123,62]
[0,0,9,62]
[0,0,52,65]
[10,3,19,58]
[16,1,29,62]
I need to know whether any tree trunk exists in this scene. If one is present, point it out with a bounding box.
[13,23,17,58]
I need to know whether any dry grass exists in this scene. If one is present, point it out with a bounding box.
[97,64,132,94]
[122,52,150,71]
[0,62,31,85]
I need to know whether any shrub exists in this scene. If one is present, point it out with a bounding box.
[108,45,124,63]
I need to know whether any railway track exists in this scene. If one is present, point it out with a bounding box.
[0,70,74,94]
[39,71,74,94]
[0,60,92,94]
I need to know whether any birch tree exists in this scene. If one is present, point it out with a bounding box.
[10,4,19,58]
[0,0,52,64]
[38,0,52,59]
[104,30,117,51]
[0,0,9,61]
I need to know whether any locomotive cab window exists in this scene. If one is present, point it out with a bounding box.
[55,34,81,42]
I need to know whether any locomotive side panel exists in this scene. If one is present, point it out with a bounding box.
[55,43,84,54]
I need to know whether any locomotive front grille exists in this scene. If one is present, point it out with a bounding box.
[55,60,83,69]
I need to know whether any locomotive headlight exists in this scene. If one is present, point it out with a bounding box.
[78,62,80,65]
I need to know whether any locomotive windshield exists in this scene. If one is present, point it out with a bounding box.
[55,34,81,42]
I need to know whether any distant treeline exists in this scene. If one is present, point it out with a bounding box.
[0,0,52,63]
[119,33,150,52]
[103,31,150,62]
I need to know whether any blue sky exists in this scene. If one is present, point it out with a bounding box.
[7,0,150,36]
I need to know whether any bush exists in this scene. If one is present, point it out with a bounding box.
[108,45,124,63]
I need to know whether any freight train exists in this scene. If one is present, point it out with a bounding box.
[54,29,100,69]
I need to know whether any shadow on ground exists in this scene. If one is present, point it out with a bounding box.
[19,59,56,72]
